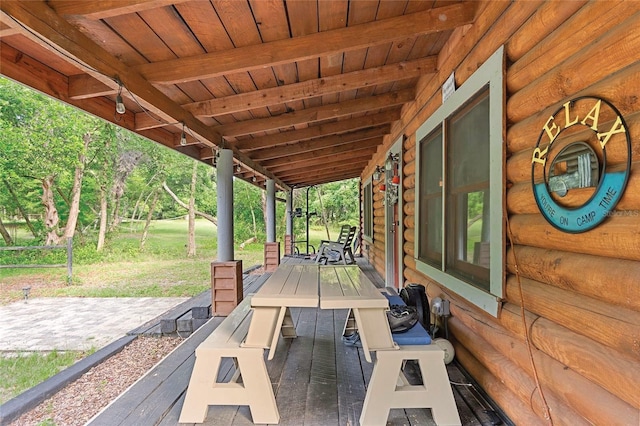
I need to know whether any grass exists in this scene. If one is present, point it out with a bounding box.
[0,350,90,405]
[0,220,343,303]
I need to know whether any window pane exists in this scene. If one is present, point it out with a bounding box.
[449,93,490,189]
[446,91,490,289]
[418,130,442,267]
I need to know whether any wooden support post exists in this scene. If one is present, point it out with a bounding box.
[264,242,280,272]
[211,260,243,316]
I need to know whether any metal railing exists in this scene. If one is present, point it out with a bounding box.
[0,237,73,283]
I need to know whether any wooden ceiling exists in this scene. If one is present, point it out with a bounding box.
[0,0,476,191]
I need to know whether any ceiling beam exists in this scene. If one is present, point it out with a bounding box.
[234,109,401,151]
[185,57,436,117]
[135,3,476,84]
[216,89,413,138]
[48,0,192,20]
[248,125,390,161]
[0,1,287,190]
[292,170,363,187]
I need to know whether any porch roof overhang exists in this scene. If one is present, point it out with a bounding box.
[0,0,477,191]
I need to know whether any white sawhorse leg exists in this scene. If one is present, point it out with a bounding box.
[360,346,461,426]
[179,347,279,424]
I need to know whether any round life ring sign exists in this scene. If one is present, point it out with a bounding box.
[531,97,631,233]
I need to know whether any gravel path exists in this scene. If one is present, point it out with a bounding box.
[11,336,183,426]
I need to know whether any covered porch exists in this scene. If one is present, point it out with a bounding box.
[87,256,506,426]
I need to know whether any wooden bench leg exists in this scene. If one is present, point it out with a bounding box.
[359,346,461,426]
[179,348,279,424]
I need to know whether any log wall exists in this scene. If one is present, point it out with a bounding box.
[362,1,640,424]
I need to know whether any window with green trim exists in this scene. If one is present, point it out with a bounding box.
[415,47,504,317]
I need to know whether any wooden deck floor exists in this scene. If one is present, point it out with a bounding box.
[87,257,507,426]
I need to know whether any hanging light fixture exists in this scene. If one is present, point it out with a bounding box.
[236,164,242,173]
[385,153,399,171]
[180,122,187,146]
[372,165,384,181]
[252,175,257,183]
[115,82,126,115]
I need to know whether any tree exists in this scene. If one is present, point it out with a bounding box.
[0,78,101,245]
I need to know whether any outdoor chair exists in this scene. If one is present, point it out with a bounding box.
[315,224,351,262]
[316,226,356,265]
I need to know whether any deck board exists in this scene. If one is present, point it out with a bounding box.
[88,257,505,426]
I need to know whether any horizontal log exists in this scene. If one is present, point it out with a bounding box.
[453,301,639,425]
[451,321,548,426]
[507,245,640,312]
[455,0,542,85]
[403,201,414,217]
[531,317,639,409]
[403,228,414,243]
[505,0,587,64]
[402,174,415,190]
[403,158,415,177]
[508,214,640,261]
[507,14,640,123]
[403,241,414,258]
[507,64,640,153]
[507,1,640,94]
[403,215,414,230]
[506,274,640,360]
[403,188,415,203]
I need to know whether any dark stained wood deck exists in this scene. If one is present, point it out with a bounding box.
[87,257,507,426]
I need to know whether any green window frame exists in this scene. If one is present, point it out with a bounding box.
[415,47,504,317]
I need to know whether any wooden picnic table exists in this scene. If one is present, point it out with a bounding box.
[242,263,396,363]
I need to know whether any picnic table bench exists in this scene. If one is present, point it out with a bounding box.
[178,295,279,425]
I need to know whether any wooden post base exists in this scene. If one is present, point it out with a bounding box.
[211,260,243,316]
[264,242,280,272]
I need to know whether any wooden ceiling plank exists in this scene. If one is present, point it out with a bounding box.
[217,89,413,137]
[235,109,401,151]
[261,137,382,168]
[48,0,192,20]
[184,56,435,117]
[136,2,476,84]
[276,160,370,179]
[249,125,390,161]
[292,170,363,187]
[0,1,287,190]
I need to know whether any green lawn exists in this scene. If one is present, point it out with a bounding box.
[0,350,90,405]
[0,220,343,303]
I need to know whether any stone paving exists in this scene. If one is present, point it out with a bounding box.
[0,297,188,352]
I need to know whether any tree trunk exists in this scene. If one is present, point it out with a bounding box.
[62,133,90,240]
[42,175,61,245]
[161,182,217,225]
[3,179,37,237]
[0,215,13,245]
[140,189,160,251]
[96,185,108,251]
[187,161,197,257]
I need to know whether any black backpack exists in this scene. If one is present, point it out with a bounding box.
[399,283,430,334]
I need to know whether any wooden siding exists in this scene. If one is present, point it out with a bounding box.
[363,1,640,425]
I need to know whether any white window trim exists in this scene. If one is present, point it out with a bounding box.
[414,46,504,317]
[363,177,374,243]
